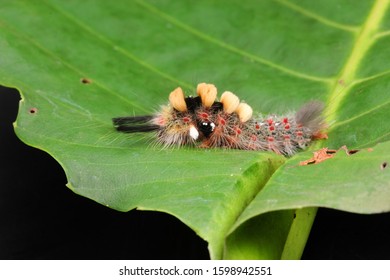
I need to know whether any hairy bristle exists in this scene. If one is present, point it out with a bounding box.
[113,115,154,125]
[197,83,217,108]
[169,87,187,112]
[220,91,240,113]
[295,101,325,132]
[189,125,199,140]
[112,115,159,133]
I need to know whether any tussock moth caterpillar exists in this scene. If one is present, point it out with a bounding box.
[113,83,326,156]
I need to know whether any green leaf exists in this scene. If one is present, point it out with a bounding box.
[227,142,390,259]
[1,0,390,259]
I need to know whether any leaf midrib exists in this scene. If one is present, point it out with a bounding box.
[326,0,390,120]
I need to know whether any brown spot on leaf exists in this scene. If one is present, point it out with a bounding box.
[80,77,92,84]
[29,107,38,114]
[299,148,336,165]
[312,131,328,140]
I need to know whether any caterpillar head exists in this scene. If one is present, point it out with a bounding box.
[154,83,253,147]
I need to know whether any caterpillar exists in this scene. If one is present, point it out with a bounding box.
[113,83,326,156]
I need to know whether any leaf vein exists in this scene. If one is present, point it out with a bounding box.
[273,0,359,33]
[325,0,390,121]
[43,0,193,90]
[0,17,148,113]
[135,0,332,83]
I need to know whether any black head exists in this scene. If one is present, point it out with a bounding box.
[198,121,216,138]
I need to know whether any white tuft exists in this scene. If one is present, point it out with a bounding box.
[189,125,199,140]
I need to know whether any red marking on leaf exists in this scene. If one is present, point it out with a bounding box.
[299,146,360,166]
[312,131,328,139]
[299,148,336,165]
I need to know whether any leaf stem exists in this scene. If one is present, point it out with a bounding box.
[281,207,318,259]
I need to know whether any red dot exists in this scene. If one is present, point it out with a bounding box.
[283,117,288,124]
[251,135,257,141]
[284,124,290,130]
[255,123,260,130]
[199,112,209,119]
[267,119,273,125]
[219,118,226,126]
[269,125,275,131]
[296,131,303,137]
[235,128,242,135]
[183,117,190,123]
[267,137,274,142]
[157,117,165,125]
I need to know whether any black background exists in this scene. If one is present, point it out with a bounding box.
[1,85,389,260]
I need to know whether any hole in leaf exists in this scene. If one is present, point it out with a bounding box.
[381,162,387,170]
[80,77,92,84]
[29,107,38,114]
[347,149,359,155]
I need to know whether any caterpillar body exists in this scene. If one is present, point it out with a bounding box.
[113,83,326,156]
